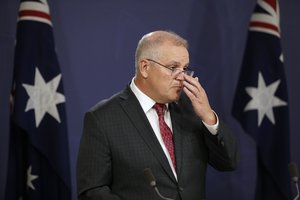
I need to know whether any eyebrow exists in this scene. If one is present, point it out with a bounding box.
[169,61,189,69]
[168,61,189,67]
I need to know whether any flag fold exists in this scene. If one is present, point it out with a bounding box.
[232,0,291,199]
[5,0,71,199]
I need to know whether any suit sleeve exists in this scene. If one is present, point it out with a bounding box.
[203,120,239,171]
[177,93,239,171]
[77,111,121,200]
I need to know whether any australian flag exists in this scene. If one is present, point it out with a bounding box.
[5,0,71,199]
[232,0,291,199]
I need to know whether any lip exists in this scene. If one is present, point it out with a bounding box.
[172,85,183,90]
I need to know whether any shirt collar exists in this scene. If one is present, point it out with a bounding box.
[130,77,169,113]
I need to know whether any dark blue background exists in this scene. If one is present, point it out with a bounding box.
[1,0,299,199]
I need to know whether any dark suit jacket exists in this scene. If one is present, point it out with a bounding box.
[77,85,239,200]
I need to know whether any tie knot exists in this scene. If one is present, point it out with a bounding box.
[153,103,166,117]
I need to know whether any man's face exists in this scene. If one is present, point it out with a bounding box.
[147,43,189,103]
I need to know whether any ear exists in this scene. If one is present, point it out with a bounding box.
[138,59,150,78]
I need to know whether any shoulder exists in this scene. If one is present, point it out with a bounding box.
[87,85,134,115]
[89,92,120,113]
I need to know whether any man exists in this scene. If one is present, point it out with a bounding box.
[77,30,239,200]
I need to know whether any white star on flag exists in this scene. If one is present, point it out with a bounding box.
[279,53,284,63]
[22,67,65,127]
[244,71,287,126]
[27,166,38,190]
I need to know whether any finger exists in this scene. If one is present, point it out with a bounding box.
[183,86,197,101]
[184,74,198,87]
[184,75,204,93]
[183,81,197,96]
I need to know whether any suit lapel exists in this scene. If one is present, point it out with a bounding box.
[169,103,183,180]
[119,86,177,183]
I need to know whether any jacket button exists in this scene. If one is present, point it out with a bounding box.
[220,140,225,146]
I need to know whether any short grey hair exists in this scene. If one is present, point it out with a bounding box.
[135,30,188,70]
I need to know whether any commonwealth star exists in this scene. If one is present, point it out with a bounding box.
[22,67,65,127]
[27,165,38,190]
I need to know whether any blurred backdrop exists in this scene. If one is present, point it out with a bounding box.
[1,0,299,199]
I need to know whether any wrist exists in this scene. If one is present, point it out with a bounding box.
[202,110,217,125]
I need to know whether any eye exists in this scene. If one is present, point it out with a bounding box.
[183,65,189,70]
[169,65,178,71]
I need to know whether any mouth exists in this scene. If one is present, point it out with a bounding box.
[173,85,183,89]
[172,85,183,93]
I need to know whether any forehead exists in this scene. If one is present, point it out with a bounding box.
[158,43,189,62]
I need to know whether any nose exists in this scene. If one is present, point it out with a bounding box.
[174,71,185,80]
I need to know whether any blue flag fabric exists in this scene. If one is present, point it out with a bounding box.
[232,0,291,199]
[5,0,71,199]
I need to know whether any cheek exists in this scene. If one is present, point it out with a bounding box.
[149,73,177,95]
[152,74,170,87]
[158,78,173,91]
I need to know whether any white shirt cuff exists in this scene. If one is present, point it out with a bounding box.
[202,110,219,135]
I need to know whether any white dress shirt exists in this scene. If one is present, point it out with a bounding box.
[130,77,219,179]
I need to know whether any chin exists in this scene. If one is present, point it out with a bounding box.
[166,88,182,102]
[172,93,181,101]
